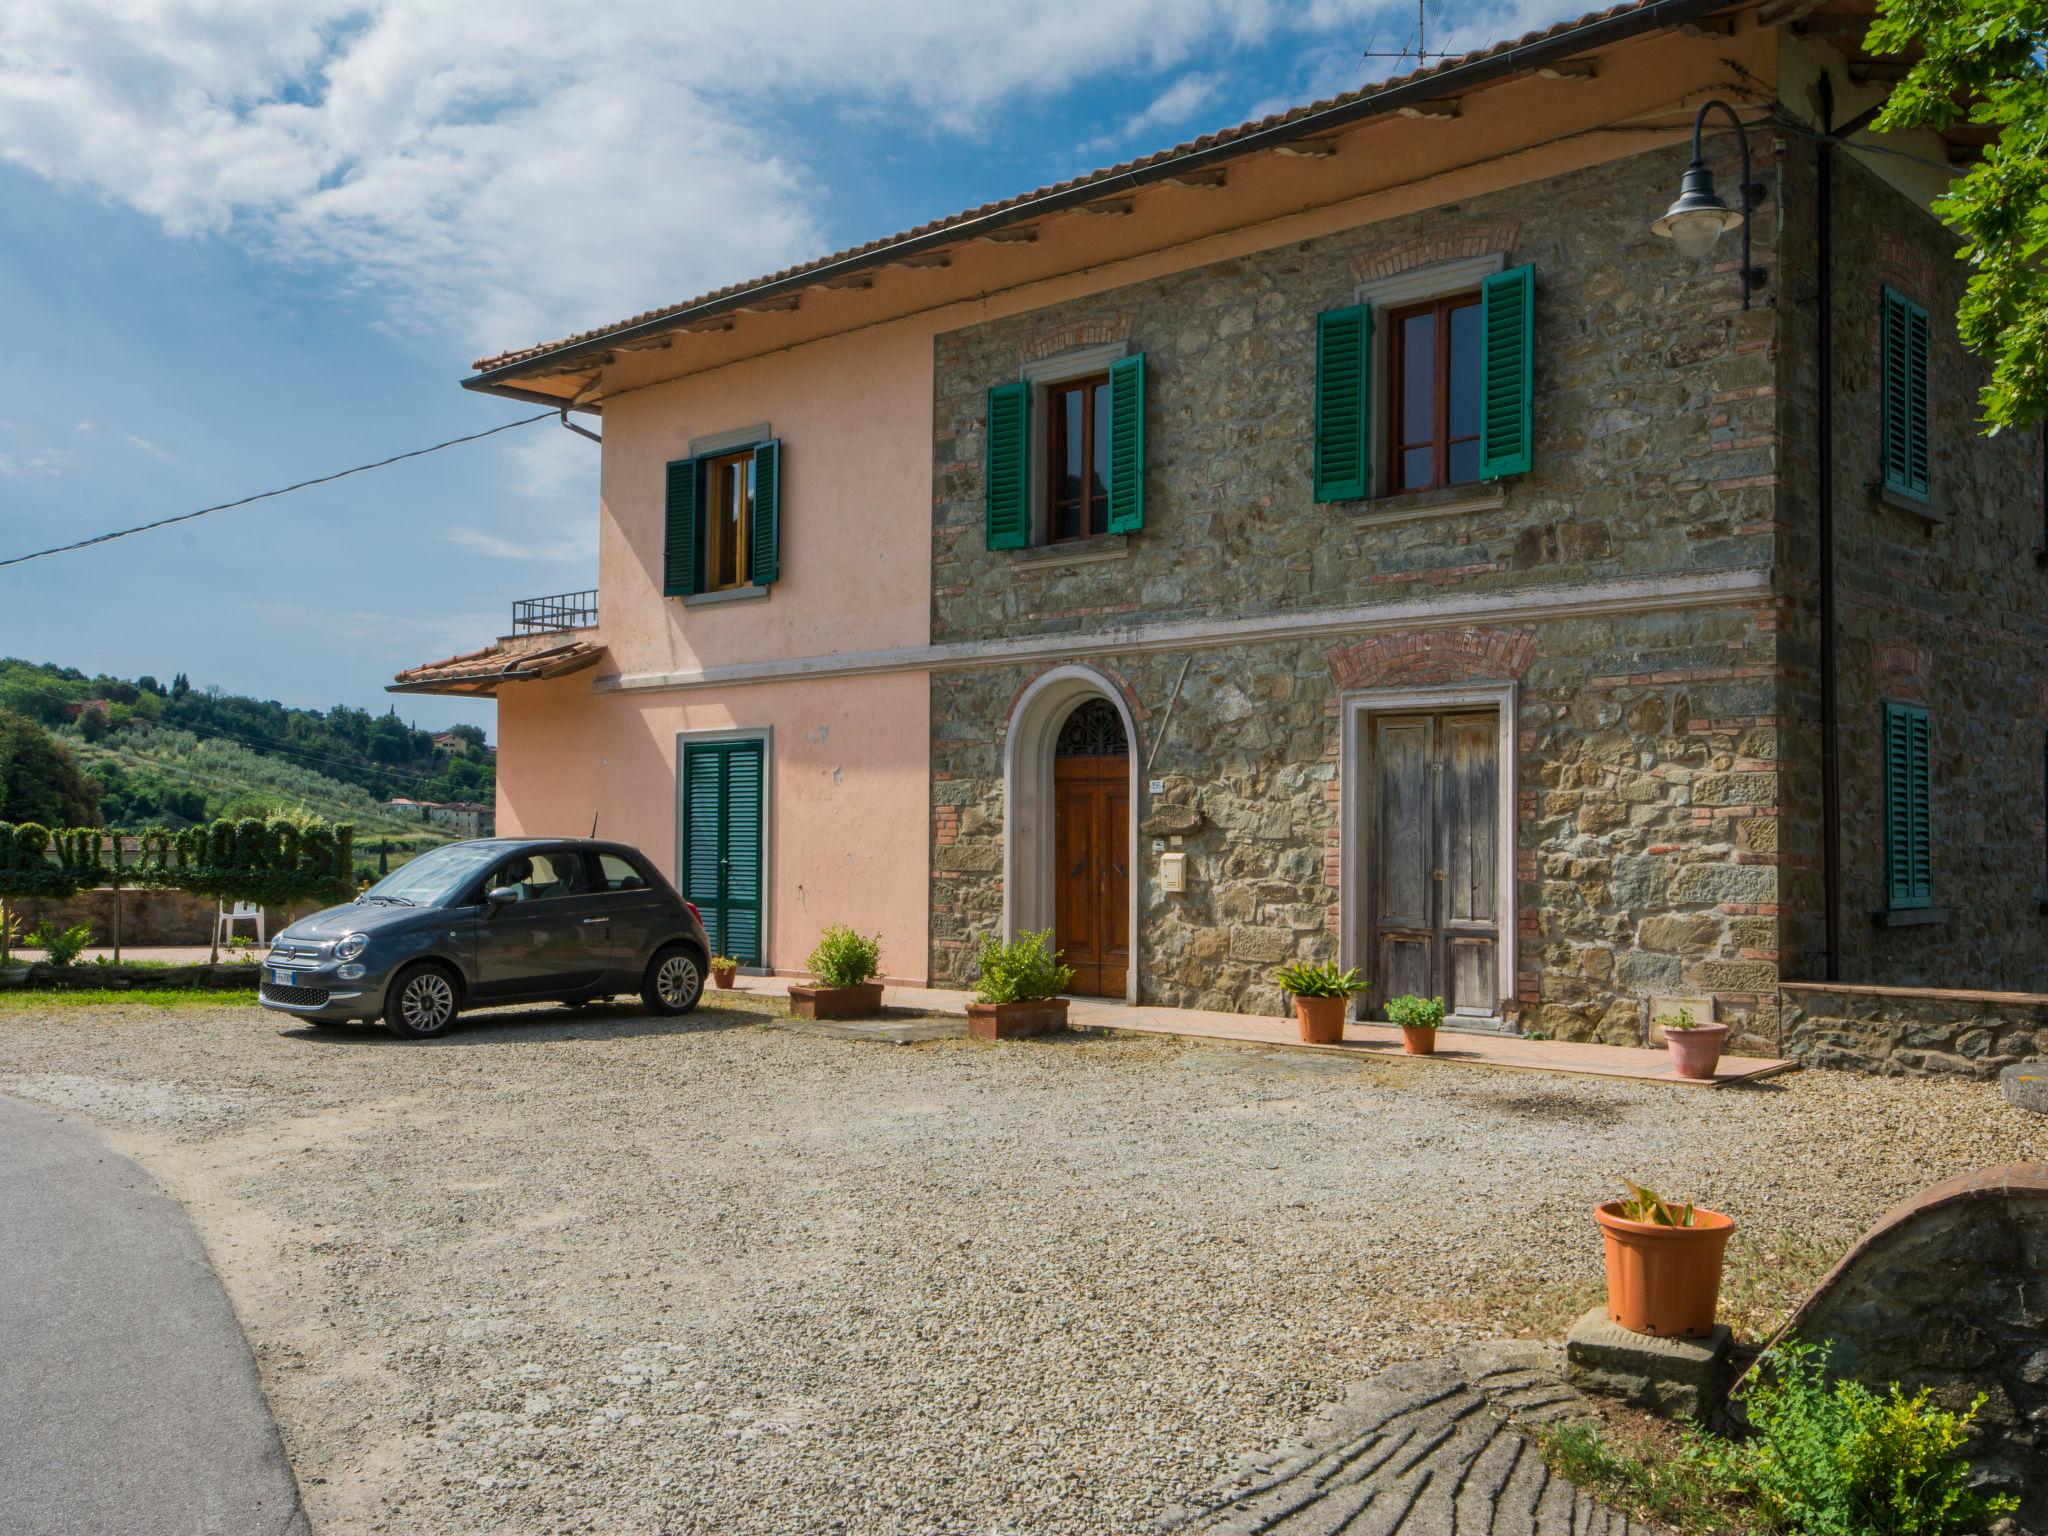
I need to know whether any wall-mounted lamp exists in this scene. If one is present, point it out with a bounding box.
[1652,99,1766,308]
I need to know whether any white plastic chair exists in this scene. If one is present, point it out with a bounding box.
[217,901,265,946]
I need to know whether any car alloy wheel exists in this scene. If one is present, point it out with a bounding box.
[656,952,701,1009]
[400,970,457,1034]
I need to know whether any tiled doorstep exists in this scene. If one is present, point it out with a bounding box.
[727,975,1799,1089]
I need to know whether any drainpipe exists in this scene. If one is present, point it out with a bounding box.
[1817,78,1841,981]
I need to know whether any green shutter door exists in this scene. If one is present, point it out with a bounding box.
[664,458,700,597]
[1314,304,1371,502]
[985,381,1031,550]
[1883,701,1932,909]
[1106,353,1147,534]
[680,740,766,963]
[751,439,781,586]
[1479,264,1535,480]
[1883,288,1931,500]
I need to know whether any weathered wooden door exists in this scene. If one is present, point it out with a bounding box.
[1367,711,1499,1020]
[1052,700,1129,998]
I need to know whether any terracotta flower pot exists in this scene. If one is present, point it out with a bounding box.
[1399,1025,1438,1056]
[1293,994,1348,1045]
[966,997,1070,1040]
[1664,1023,1729,1080]
[710,964,737,990]
[1594,1201,1735,1338]
[788,982,885,1020]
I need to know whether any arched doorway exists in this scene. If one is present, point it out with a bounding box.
[1002,666,1140,1003]
[1052,699,1130,997]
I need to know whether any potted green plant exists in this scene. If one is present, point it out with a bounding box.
[787,925,884,1020]
[1593,1180,1735,1338]
[967,928,1073,1040]
[710,954,740,989]
[1657,1006,1728,1080]
[1384,993,1445,1055]
[1274,960,1363,1044]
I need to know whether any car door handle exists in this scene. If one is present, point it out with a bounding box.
[580,916,609,925]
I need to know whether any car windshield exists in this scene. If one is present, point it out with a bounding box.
[360,842,510,908]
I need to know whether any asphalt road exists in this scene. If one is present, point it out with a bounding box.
[0,1094,307,1536]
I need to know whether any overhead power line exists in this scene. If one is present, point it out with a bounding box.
[0,411,553,570]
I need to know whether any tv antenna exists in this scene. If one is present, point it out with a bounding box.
[1360,0,1466,71]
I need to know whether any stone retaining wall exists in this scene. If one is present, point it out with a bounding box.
[3,888,320,947]
[1778,981,2048,1078]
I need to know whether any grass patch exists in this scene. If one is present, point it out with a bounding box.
[1532,1419,1746,1534]
[0,988,248,1009]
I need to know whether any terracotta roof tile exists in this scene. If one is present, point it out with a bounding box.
[469,0,1664,377]
[389,636,606,696]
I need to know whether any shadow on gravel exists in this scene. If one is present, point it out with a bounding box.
[275,1000,767,1047]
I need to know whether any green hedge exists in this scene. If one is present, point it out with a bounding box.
[0,817,355,907]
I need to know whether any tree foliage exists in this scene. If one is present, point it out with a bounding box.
[1869,0,2048,430]
[0,711,102,828]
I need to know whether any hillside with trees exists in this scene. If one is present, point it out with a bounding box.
[0,659,492,859]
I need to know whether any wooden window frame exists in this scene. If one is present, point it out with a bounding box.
[701,448,753,594]
[1043,373,1110,544]
[1384,293,1482,495]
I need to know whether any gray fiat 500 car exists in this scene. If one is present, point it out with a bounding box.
[259,838,713,1038]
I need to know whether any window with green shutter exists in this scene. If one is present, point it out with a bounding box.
[985,380,1030,550]
[664,440,782,598]
[1882,287,1931,501]
[1315,304,1371,502]
[1106,353,1146,534]
[1883,701,1932,910]
[1479,264,1535,480]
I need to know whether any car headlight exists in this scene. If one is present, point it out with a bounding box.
[334,933,369,962]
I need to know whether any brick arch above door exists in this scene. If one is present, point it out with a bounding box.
[1324,629,1537,691]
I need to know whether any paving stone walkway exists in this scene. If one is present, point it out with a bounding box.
[1177,1344,1652,1536]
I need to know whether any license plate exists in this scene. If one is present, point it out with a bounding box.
[271,968,293,986]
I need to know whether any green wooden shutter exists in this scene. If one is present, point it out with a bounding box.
[663,458,699,597]
[1106,353,1147,534]
[985,381,1030,550]
[1314,304,1371,503]
[680,740,765,965]
[750,438,781,587]
[1882,288,1931,501]
[1479,264,1535,480]
[1883,701,1933,909]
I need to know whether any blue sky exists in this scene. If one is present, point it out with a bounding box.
[0,0,1576,740]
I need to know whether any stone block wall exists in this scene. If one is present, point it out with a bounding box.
[1778,981,2048,1078]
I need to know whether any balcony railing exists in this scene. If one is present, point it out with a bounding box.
[511,589,598,635]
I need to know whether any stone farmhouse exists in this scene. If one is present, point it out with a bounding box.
[393,0,2044,1049]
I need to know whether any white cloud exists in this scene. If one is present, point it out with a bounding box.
[0,446,74,477]
[1082,71,1224,155]
[443,525,598,566]
[123,434,176,462]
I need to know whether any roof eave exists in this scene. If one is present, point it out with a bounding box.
[461,0,1745,392]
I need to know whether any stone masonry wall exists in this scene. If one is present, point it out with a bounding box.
[1778,981,2048,1078]
[1775,148,2048,991]
[929,139,1797,1041]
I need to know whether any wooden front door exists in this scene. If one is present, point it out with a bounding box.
[1366,710,1500,1020]
[1052,700,1129,998]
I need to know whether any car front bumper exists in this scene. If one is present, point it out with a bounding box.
[256,964,391,1022]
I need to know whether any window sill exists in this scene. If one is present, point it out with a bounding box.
[1011,534,1133,573]
[1350,481,1507,527]
[1870,906,1949,928]
[1871,482,1940,528]
[684,584,770,609]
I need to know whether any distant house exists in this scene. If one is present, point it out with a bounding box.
[430,729,490,758]
[390,798,494,838]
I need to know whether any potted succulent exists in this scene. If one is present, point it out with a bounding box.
[1594,1180,1736,1338]
[710,954,740,989]
[1384,993,1445,1055]
[1274,960,1363,1045]
[966,928,1073,1040]
[1658,1006,1729,1080]
[787,925,885,1020]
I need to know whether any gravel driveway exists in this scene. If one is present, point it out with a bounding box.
[1,998,2039,1535]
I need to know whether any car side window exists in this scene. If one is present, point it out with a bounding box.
[488,850,593,903]
[595,853,647,893]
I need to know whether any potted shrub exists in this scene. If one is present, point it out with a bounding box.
[1594,1180,1736,1338]
[1657,1006,1729,1080]
[1384,993,1445,1055]
[787,925,884,1020]
[710,954,740,990]
[1274,960,1363,1045]
[966,928,1073,1040]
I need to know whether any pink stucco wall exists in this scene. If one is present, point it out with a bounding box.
[498,669,930,983]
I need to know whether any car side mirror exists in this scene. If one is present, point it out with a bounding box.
[485,886,519,914]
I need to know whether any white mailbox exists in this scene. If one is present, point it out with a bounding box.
[1159,851,1188,894]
